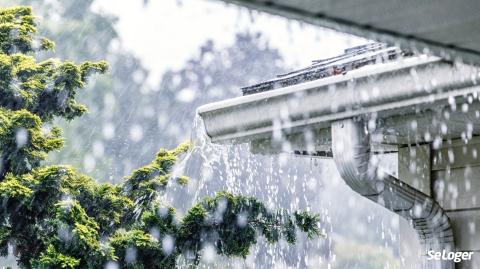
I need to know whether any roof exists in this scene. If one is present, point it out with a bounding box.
[219,0,480,65]
[242,43,411,94]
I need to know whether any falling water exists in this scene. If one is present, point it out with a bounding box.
[165,113,404,268]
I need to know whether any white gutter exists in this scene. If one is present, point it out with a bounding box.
[198,56,479,144]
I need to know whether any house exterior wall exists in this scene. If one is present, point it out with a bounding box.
[399,139,480,268]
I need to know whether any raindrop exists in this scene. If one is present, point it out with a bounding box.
[440,123,448,134]
[236,213,248,227]
[448,149,455,163]
[433,136,442,149]
[306,177,317,191]
[104,262,119,269]
[104,92,116,111]
[57,225,72,242]
[202,243,217,263]
[443,111,450,119]
[448,96,456,111]
[158,207,169,217]
[92,140,105,158]
[162,235,175,256]
[125,247,137,264]
[157,113,169,128]
[465,179,471,191]
[150,228,160,240]
[102,123,115,140]
[84,154,96,172]
[15,127,28,148]
[129,125,143,142]
[468,221,476,234]
[410,120,417,131]
[424,131,432,142]
[176,88,197,103]
[272,119,282,142]
[368,118,376,131]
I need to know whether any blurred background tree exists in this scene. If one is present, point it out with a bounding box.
[0,6,319,268]
[0,0,404,268]
[0,0,284,183]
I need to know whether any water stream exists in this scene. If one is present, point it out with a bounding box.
[166,114,402,268]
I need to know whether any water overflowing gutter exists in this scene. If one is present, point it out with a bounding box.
[197,54,480,268]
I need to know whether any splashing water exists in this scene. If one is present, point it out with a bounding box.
[164,113,403,268]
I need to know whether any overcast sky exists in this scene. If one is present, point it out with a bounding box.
[93,0,367,85]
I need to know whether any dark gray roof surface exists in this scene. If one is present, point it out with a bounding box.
[242,43,412,95]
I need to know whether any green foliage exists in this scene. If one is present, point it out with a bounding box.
[0,226,11,256]
[0,6,42,54]
[0,7,108,121]
[0,108,63,176]
[0,5,321,268]
[33,245,80,269]
[123,141,191,212]
[178,192,320,262]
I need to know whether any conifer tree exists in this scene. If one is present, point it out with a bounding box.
[0,6,320,268]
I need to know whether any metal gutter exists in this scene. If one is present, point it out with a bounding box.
[197,56,480,144]
[197,57,480,268]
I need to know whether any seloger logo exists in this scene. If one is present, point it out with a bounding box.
[427,250,474,263]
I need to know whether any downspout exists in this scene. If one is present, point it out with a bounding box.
[331,118,454,269]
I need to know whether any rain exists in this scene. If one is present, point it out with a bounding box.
[0,0,479,268]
